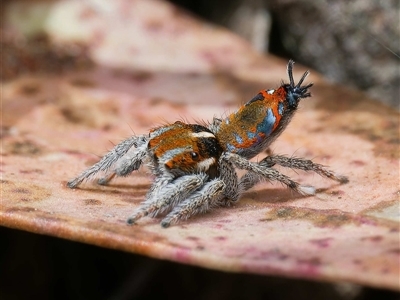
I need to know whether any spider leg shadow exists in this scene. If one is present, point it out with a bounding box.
[241,188,303,204]
[241,185,335,205]
[66,182,151,197]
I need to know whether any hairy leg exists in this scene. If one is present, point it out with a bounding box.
[97,142,149,185]
[160,178,225,228]
[261,155,348,182]
[67,135,147,188]
[218,158,240,206]
[127,173,208,224]
[223,152,316,196]
[240,155,348,191]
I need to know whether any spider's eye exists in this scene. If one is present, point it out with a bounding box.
[191,152,199,160]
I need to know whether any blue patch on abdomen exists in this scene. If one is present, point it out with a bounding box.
[224,108,277,157]
[278,102,284,116]
[256,108,276,137]
[247,131,256,139]
[234,133,243,144]
[226,143,236,152]
[234,108,276,157]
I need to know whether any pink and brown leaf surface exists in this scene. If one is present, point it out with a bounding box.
[1,0,399,291]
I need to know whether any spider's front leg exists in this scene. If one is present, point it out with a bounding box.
[67,135,147,188]
[159,158,240,227]
[222,152,316,196]
[239,155,348,191]
[127,173,208,225]
[160,178,225,228]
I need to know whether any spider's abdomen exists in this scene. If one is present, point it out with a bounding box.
[148,121,223,178]
[215,60,313,159]
[216,88,288,158]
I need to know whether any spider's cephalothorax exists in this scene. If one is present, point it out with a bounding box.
[67,60,348,227]
[147,121,223,179]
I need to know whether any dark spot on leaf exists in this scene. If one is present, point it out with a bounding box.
[309,238,333,248]
[4,181,51,202]
[330,190,345,196]
[322,214,351,227]
[360,235,383,242]
[262,206,384,228]
[19,169,43,174]
[297,257,322,266]
[387,248,400,254]
[69,78,96,88]
[60,107,83,124]
[102,124,112,131]
[18,83,41,95]
[12,188,30,194]
[388,137,400,144]
[351,160,366,166]
[0,126,13,138]
[130,71,153,82]
[145,19,164,32]
[149,97,166,106]
[83,199,102,205]
[217,219,231,223]
[6,207,37,213]
[6,140,43,156]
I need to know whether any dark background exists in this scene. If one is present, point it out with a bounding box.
[1,226,399,300]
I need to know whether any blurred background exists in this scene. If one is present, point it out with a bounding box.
[2,0,399,108]
[168,0,399,109]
